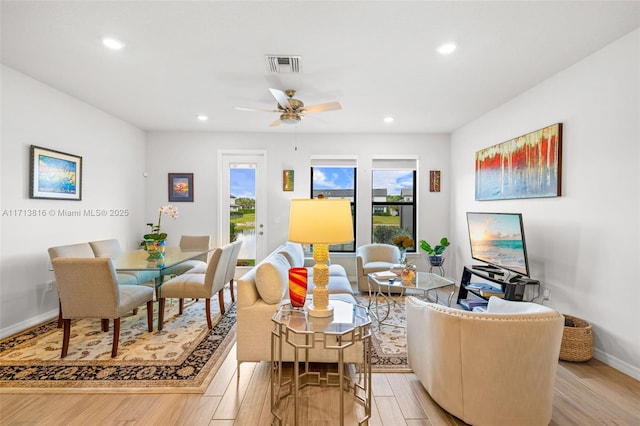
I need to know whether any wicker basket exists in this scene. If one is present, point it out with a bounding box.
[559,314,593,362]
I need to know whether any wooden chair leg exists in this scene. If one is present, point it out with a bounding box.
[179,298,184,315]
[230,279,235,302]
[159,298,165,329]
[218,289,225,315]
[111,318,120,358]
[101,318,109,332]
[57,300,63,328]
[205,298,213,329]
[146,301,153,332]
[61,319,71,358]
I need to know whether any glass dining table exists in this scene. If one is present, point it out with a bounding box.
[112,246,212,330]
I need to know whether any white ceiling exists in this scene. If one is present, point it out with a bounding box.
[2,1,639,134]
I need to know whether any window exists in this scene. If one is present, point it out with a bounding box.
[371,159,417,251]
[310,161,357,253]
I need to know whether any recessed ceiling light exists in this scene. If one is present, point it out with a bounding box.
[196,114,209,121]
[437,42,457,55]
[384,116,394,123]
[102,37,125,50]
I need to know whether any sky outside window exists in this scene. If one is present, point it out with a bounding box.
[313,167,354,190]
[230,168,255,198]
[372,170,413,195]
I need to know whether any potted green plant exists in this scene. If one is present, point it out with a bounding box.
[419,237,450,266]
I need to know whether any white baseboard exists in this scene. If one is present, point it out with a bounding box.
[0,309,58,340]
[594,348,640,381]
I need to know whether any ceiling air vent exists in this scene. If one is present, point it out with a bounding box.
[265,55,302,73]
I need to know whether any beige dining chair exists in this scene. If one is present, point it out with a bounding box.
[164,235,211,276]
[48,242,141,328]
[89,238,157,285]
[158,242,233,329]
[51,257,154,358]
[224,240,243,303]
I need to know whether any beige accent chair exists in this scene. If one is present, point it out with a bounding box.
[159,242,234,329]
[88,239,157,285]
[356,243,401,292]
[51,258,154,358]
[164,235,211,276]
[406,296,564,426]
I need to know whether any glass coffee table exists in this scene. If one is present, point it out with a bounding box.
[367,271,455,326]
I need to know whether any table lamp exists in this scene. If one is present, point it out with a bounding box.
[288,198,354,317]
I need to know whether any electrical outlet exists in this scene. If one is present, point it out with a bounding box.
[45,280,55,292]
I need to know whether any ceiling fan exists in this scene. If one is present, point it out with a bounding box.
[236,88,341,127]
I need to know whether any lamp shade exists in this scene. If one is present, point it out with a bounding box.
[288,199,354,244]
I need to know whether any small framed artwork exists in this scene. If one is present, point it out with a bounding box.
[283,170,294,191]
[168,173,194,202]
[475,123,562,201]
[430,170,441,192]
[30,145,83,200]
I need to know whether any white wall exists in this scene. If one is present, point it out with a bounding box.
[145,131,451,278]
[450,29,640,379]
[0,66,147,337]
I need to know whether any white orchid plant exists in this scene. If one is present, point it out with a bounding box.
[143,205,179,241]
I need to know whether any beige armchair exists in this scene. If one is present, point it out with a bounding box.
[356,243,401,291]
[406,296,564,426]
[159,242,234,329]
[51,258,154,358]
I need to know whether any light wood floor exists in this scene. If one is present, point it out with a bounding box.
[1,286,639,425]
[1,342,639,425]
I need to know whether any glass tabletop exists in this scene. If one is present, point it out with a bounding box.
[273,300,370,334]
[369,271,454,292]
[112,247,211,271]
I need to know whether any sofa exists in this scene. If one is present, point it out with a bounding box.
[406,296,564,426]
[236,241,361,365]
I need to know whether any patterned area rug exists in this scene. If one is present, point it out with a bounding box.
[0,294,236,392]
[0,291,412,390]
[355,293,410,372]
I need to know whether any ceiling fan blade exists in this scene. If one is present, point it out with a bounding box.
[269,118,282,127]
[235,106,279,113]
[301,101,342,114]
[269,88,292,110]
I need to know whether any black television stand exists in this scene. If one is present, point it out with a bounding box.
[471,264,504,276]
[457,265,540,306]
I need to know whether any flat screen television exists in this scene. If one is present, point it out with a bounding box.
[466,212,530,277]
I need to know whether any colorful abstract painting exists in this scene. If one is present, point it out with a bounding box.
[475,123,562,201]
[30,145,82,200]
[168,173,194,202]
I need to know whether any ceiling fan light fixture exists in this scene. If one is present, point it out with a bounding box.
[280,112,301,125]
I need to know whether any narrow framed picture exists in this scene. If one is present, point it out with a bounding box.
[30,145,82,200]
[168,173,194,202]
[430,170,441,192]
[283,170,294,191]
